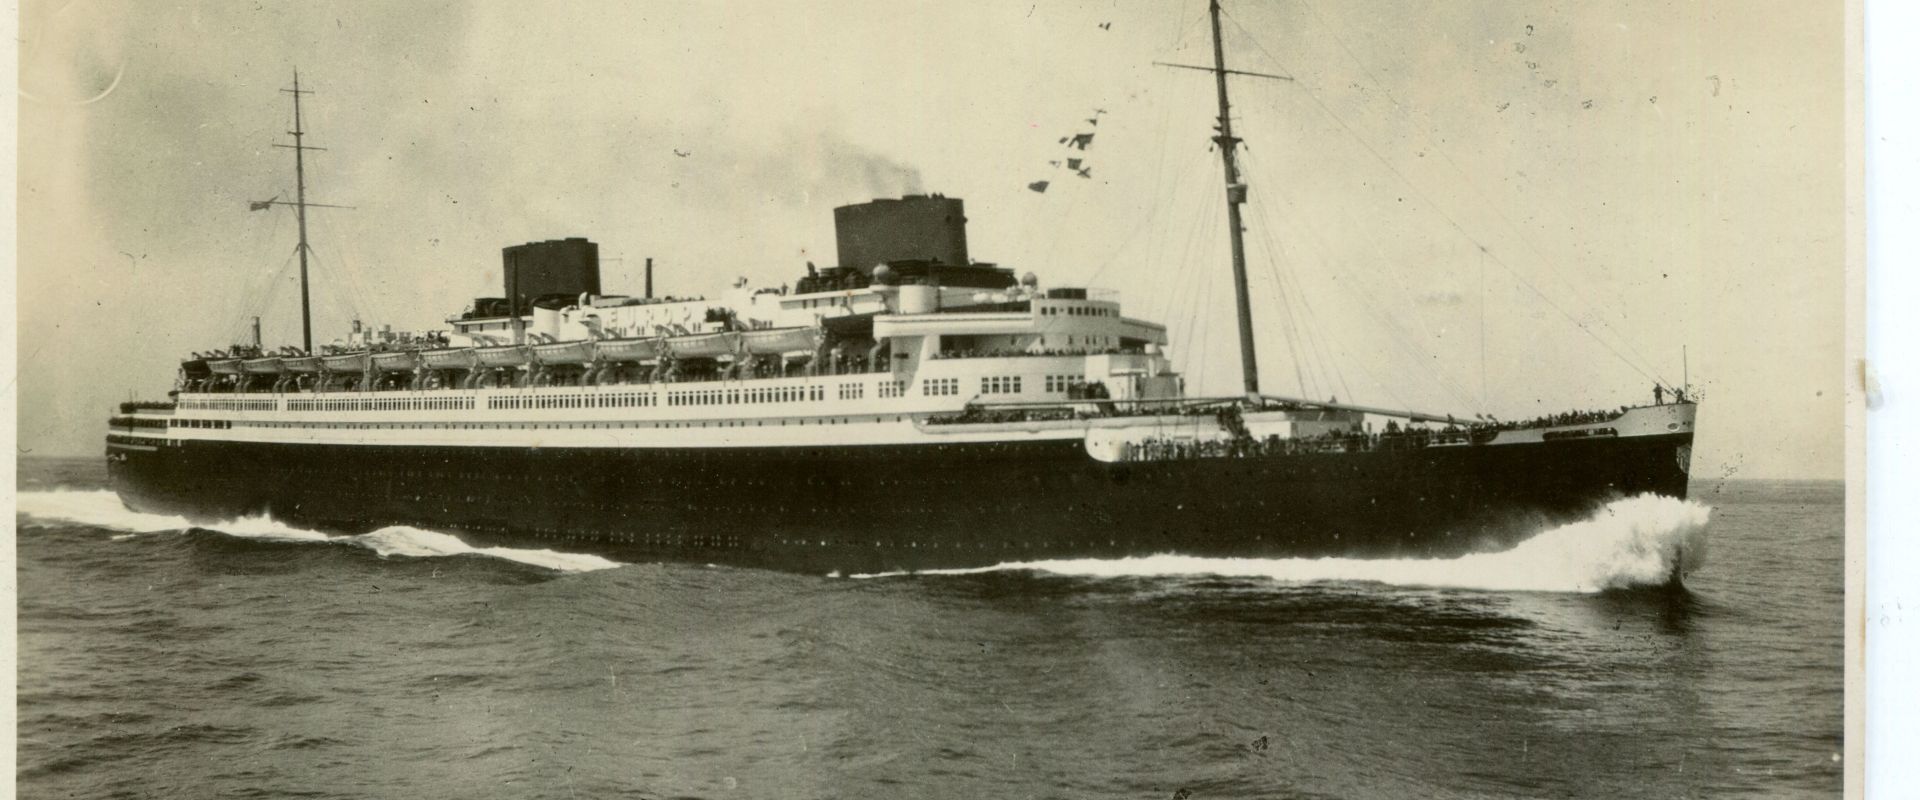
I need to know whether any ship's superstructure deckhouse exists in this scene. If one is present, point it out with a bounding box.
[119,192,1693,462]
[134,195,1289,455]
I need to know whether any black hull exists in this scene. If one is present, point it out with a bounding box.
[107,433,1693,574]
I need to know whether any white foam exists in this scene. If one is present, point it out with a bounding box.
[855,493,1713,593]
[16,490,622,574]
[16,490,201,534]
[352,526,621,573]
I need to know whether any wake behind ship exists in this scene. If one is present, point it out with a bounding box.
[104,4,1697,576]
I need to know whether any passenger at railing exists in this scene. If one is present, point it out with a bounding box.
[1654,384,1666,405]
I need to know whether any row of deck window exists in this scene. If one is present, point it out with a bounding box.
[669,385,826,407]
[225,417,912,432]
[290,396,478,412]
[1041,306,1115,317]
[179,398,275,411]
[492,392,655,411]
[180,373,1059,415]
[981,376,1023,395]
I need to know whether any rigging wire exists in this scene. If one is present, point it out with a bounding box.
[1239,146,1468,407]
[1287,0,1674,385]
[1250,219,1332,399]
[1082,78,1208,291]
[1191,236,1224,394]
[1243,211,1314,397]
[1084,144,1211,293]
[218,197,292,342]
[308,210,382,328]
[300,248,364,346]
[1080,8,1219,298]
[1218,7,1672,390]
[1168,189,1221,387]
[1152,154,1216,328]
[222,226,304,344]
[229,248,300,346]
[1249,157,1484,412]
[1249,185,1359,403]
[1289,265,1356,403]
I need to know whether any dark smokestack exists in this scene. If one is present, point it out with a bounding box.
[645,257,654,300]
[501,238,601,306]
[833,195,968,275]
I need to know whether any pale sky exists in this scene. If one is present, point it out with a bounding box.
[17,0,1844,479]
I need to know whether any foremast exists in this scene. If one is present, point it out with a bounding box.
[1205,0,1260,398]
[284,72,316,353]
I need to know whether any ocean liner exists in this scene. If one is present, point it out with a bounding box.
[105,2,1697,576]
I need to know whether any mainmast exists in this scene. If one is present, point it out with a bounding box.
[282,72,316,353]
[1206,0,1260,397]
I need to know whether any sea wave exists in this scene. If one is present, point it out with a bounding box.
[14,490,622,574]
[854,493,1713,593]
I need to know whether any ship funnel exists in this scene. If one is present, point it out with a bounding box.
[833,195,967,275]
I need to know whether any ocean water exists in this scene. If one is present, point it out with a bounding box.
[16,457,1842,799]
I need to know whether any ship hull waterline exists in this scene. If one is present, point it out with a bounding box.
[106,432,1693,576]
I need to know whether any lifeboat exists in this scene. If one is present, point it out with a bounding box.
[420,348,479,370]
[665,331,740,359]
[241,357,285,375]
[531,341,595,366]
[742,326,821,355]
[371,351,421,372]
[321,352,370,373]
[592,337,663,363]
[283,356,322,374]
[474,345,532,367]
[208,359,244,375]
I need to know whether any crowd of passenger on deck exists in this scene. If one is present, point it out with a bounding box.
[1121,424,1459,462]
[1470,407,1627,433]
[930,396,1652,460]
